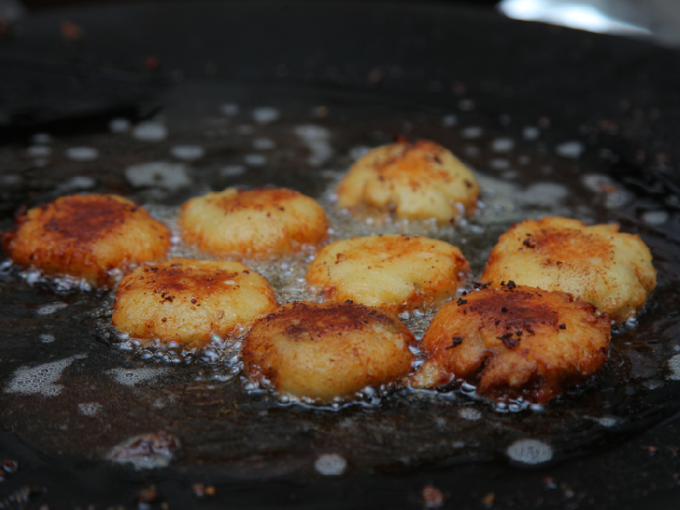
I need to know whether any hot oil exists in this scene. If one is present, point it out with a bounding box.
[1,81,679,473]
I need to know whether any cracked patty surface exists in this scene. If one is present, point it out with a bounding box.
[410,284,611,404]
[481,217,656,321]
[336,139,479,222]
[307,234,469,313]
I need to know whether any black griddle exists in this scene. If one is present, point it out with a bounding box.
[1,2,680,509]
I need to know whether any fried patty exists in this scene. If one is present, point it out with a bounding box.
[242,301,416,403]
[410,283,611,404]
[336,139,479,222]
[112,258,279,348]
[481,217,656,321]
[2,194,171,287]
[307,234,469,313]
[179,187,329,257]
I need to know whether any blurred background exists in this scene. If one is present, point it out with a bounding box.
[6,0,680,47]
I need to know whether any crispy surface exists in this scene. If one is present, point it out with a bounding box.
[242,301,416,403]
[336,139,479,222]
[410,284,611,404]
[481,217,657,321]
[1,194,171,287]
[179,187,329,257]
[307,234,469,313]
[112,258,279,348]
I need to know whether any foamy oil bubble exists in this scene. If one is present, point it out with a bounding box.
[107,367,170,387]
[78,402,102,417]
[36,302,68,315]
[4,354,87,397]
[506,439,553,465]
[314,453,347,476]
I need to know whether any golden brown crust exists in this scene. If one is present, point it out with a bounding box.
[112,258,279,348]
[481,217,657,321]
[336,139,479,222]
[410,284,611,404]
[1,194,171,287]
[307,234,469,313]
[242,301,416,403]
[178,187,329,257]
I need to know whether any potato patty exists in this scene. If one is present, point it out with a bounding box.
[242,301,416,403]
[112,258,279,348]
[481,217,656,321]
[307,234,469,313]
[2,194,170,287]
[336,139,479,222]
[410,283,611,404]
[179,187,329,257]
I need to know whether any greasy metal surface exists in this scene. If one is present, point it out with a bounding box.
[0,2,680,508]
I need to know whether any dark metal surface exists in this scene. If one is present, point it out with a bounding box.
[1,2,680,509]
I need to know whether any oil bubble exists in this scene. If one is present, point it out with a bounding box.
[107,367,169,387]
[507,439,553,464]
[314,453,347,476]
[458,407,482,421]
[4,354,86,397]
[37,302,68,315]
[78,402,102,417]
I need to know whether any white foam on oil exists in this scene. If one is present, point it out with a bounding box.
[491,138,514,153]
[314,453,347,476]
[462,126,483,139]
[107,367,170,387]
[295,125,333,167]
[556,141,584,159]
[132,121,168,142]
[109,118,131,133]
[125,162,191,191]
[252,107,280,124]
[170,145,205,161]
[37,302,68,315]
[26,145,51,158]
[666,354,680,380]
[66,147,99,161]
[39,334,55,343]
[642,210,668,226]
[507,439,553,464]
[220,165,246,177]
[78,402,102,417]
[244,154,267,166]
[4,354,86,397]
[220,103,240,116]
[253,137,276,150]
[458,407,482,421]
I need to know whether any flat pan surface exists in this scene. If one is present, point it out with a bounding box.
[1,2,680,509]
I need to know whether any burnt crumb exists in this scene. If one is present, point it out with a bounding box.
[457,298,468,306]
[191,298,197,304]
[446,336,464,349]
[559,323,566,329]
[472,281,491,290]
[523,238,537,248]
[507,280,516,289]
[526,326,535,335]
[161,318,167,322]
[515,330,523,336]
[501,307,507,313]
[433,155,442,164]
[243,270,250,274]
[464,179,473,189]
[498,332,520,348]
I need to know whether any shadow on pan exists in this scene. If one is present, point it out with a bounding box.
[1,1,680,509]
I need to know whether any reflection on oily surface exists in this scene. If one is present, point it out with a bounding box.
[0,83,679,484]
